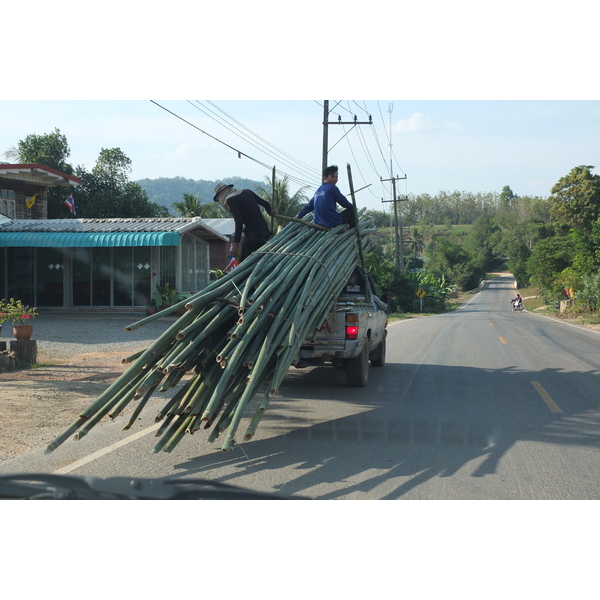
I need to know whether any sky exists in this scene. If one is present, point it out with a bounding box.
[3,2,599,214]
[2,99,599,212]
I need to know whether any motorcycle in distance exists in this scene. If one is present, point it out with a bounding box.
[511,298,524,312]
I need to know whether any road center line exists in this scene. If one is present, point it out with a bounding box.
[53,422,161,475]
[531,381,563,414]
[498,336,507,344]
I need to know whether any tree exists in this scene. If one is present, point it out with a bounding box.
[255,175,308,217]
[462,214,503,271]
[550,165,600,234]
[2,127,73,174]
[74,148,165,218]
[406,227,425,255]
[527,236,575,297]
[173,193,202,217]
[199,202,229,218]
[499,185,516,210]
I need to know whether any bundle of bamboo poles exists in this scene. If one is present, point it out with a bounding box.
[45,212,375,455]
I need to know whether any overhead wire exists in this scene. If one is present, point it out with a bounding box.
[150,100,316,190]
[190,100,320,183]
[205,100,320,178]
[186,101,317,187]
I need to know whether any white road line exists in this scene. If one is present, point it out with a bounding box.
[53,422,161,475]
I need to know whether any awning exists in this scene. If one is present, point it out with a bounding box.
[0,231,181,247]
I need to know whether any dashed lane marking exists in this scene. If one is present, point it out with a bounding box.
[531,381,563,414]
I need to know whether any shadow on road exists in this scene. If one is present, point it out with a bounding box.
[171,359,600,499]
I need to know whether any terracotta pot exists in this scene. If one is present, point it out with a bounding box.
[146,307,159,316]
[13,324,34,340]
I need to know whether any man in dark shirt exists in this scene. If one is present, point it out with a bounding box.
[296,165,355,228]
[213,183,274,261]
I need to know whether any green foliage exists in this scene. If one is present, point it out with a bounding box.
[405,227,425,255]
[0,298,38,325]
[526,235,575,296]
[506,239,531,287]
[74,148,165,218]
[6,127,73,174]
[255,175,308,217]
[550,165,600,234]
[137,176,269,210]
[155,282,177,307]
[199,202,229,218]
[462,214,503,271]
[172,193,202,217]
[406,271,454,312]
[364,209,390,229]
[577,272,600,311]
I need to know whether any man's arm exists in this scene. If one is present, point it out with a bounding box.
[247,190,273,215]
[297,197,315,218]
[333,186,353,210]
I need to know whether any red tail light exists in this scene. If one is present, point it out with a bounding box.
[346,326,358,340]
[346,313,358,339]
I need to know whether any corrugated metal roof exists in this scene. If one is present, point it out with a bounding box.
[201,218,235,237]
[0,231,182,247]
[0,217,230,246]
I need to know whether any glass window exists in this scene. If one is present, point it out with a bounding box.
[7,247,34,305]
[37,248,65,307]
[158,246,177,290]
[113,247,134,306]
[92,247,112,306]
[181,234,209,292]
[133,247,151,306]
[72,248,92,306]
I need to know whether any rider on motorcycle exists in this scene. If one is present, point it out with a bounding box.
[510,293,523,310]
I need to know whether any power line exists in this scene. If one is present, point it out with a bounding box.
[150,100,315,189]
[190,101,319,183]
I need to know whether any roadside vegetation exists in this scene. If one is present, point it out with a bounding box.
[363,165,600,323]
[4,129,599,323]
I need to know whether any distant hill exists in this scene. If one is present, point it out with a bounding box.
[136,176,269,209]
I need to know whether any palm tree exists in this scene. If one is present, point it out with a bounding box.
[2,146,21,163]
[199,202,229,218]
[406,227,426,255]
[256,175,309,217]
[172,193,202,217]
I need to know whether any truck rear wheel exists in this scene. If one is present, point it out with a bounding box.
[370,334,386,368]
[345,347,369,387]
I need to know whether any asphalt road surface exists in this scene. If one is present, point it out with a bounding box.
[3,275,600,499]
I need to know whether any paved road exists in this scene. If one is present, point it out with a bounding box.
[3,275,600,499]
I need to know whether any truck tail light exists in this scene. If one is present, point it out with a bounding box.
[346,326,358,339]
[346,313,358,340]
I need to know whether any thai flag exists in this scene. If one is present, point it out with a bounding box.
[64,193,76,215]
[227,255,239,270]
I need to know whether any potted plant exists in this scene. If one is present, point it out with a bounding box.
[1,298,38,340]
[156,283,177,309]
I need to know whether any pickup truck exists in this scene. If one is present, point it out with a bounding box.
[294,266,388,387]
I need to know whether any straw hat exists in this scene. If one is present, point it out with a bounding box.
[213,183,233,202]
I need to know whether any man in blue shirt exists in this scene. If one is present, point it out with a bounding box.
[297,165,355,228]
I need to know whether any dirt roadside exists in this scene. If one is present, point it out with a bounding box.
[1,307,598,464]
[0,348,146,462]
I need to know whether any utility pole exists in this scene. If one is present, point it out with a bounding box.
[321,100,372,175]
[381,175,407,272]
[380,104,407,273]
